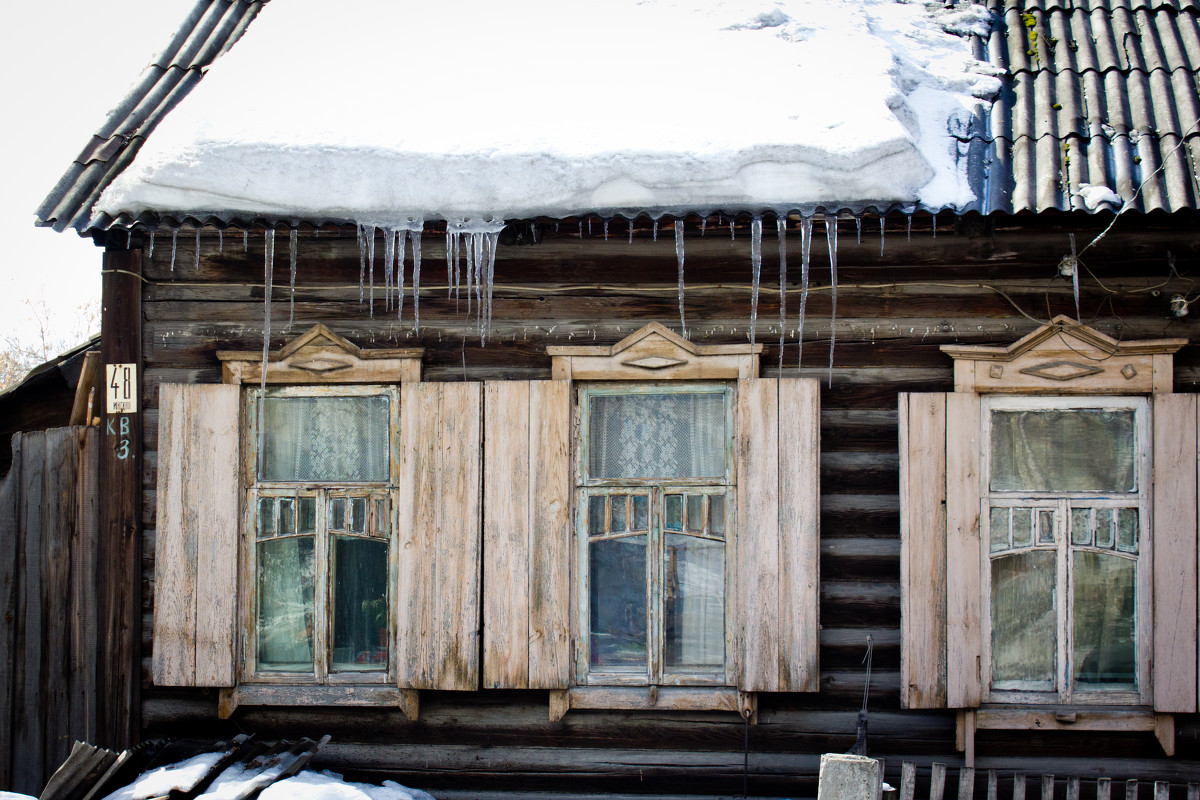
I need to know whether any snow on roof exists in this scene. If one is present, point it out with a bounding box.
[95,0,999,225]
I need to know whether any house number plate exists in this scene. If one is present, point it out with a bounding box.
[106,363,138,413]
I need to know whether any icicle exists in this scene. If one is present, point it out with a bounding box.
[218,228,224,253]
[628,218,634,245]
[749,216,762,349]
[445,230,454,299]
[675,220,687,337]
[932,213,937,239]
[243,228,249,252]
[481,231,498,344]
[366,226,376,317]
[777,217,788,372]
[412,229,422,331]
[169,228,178,273]
[587,217,593,236]
[383,228,396,312]
[358,225,367,302]
[194,228,201,271]
[879,217,886,258]
[603,219,609,241]
[826,214,838,388]
[148,230,155,261]
[578,220,583,238]
[906,213,912,241]
[453,230,463,306]
[288,228,298,327]
[473,233,486,336]
[729,218,735,240]
[701,217,707,236]
[653,220,659,242]
[465,232,476,317]
[258,229,276,467]
[396,229,408,324]
[798,216,812,367]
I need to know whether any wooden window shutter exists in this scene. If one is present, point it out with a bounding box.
[152,384,240,687]
[735,378,819,693]
[1151,393,1198,713]
[899,393,948,708]
[481,380,571,689]
[944,392,983,708]
[396,382,483,691]
[899,392,982,709]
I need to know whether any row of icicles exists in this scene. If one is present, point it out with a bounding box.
[145,211,929,392]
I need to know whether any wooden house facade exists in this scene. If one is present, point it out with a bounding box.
[19,0,1200,796]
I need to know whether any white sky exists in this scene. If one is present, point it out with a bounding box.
[0,1,193,351]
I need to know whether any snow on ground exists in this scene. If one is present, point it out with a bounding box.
[100,752,225,800]
[96,0,998,224]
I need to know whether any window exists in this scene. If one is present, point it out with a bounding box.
[982,396,1150,704]
[577,385,733,686]
[246,386,400,682]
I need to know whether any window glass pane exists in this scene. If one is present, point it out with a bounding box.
[1073,551,1136,689]
[589,536,647,669]
[261,395,390,482]
[991,550,1055,690]
[989,507,1009,552]
[258,497,275,538]
[331,497,347,531]
[664,494,683,531]
[588,392,726,479]
[709,494,725,537]
[1095,509,1114,549]
[1117,508,1138,553]
[351,497,367,533]
[298,496,316,533]
[279,498,295,536]
[664,534,725,670]
[632,495,649,531]
[686,495,704,533]
[1012,508,1033,547]
[257,536,315,672]
[374,498,390,536]
[611,495,627,532]
[990,409,1135,492]
[1071,508,1092,546]
[331,536,389,672]
[1038,509,1055,544]
[588,495,606,536]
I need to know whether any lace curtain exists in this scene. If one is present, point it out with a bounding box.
[589,393,725,480]
[262,395,389,482]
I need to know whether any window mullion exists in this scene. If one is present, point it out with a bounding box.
[1057,497,1070,702]
[649,488,663,685]
[315,489,330,683]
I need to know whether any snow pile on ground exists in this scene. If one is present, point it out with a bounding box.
[96,753,435,800]
[96,0,999,223]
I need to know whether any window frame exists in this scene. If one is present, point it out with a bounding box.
[979,394,1152,706]
[574,382,735,688]
[241,383,401,686]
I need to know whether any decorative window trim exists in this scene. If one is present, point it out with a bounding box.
[548,321,762,381]
[218,323,423,385]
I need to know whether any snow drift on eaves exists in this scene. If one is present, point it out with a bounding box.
[95,0,1000,224]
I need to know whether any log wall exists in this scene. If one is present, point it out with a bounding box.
[133,213,1200,796]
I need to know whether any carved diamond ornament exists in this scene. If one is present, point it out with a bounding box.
[1018,360,1104,382]
[291,357,352,373]
[623,356,688,370]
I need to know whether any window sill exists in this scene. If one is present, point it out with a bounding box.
[219,684,418,721]
[549,686,755,722]
[957,706,1174,762]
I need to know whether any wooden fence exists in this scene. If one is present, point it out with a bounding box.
[0,426,99,795]
[899,763,1200,800]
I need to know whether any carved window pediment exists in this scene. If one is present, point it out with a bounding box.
[217,324,423,385]
[547,322,762,381]
[940,316,1185,394]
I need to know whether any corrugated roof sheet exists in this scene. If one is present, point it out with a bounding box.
[35,0,1200,230]
[35,0,264,233]
[980,0,1200,212]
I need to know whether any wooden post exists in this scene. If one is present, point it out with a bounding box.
[97,244,142,749]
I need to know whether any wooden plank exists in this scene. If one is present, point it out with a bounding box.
[1014,773,1026,800]
[69,351,102,427]
[1126,780,1139,800]
[1098,779,1111,800]
[483,381,530,688]
[736,378,780,692]
[41,429,77,774]
[1067,778,1080,800]
[152,384,240,686]
[527,380,570,689]
[565,686,742,712]
[975,706,1156,731]
[0,435,20,789]
[69,428,100,745]
[97,246,143,749]
[959,767,975,800]
[899,393,948,708]
[987,771,998,800]
[777,378,820,692]
[395,382,426,687]
[1152,393,1197,712]
[931,763,947,800]
[439,382,481,690]
[945,392,982,708]
[1185,784,1197,800]
[1153,783,1169,800]
[901,762,916,800]
[1042,775,1055,800]
[13,431,47,794]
